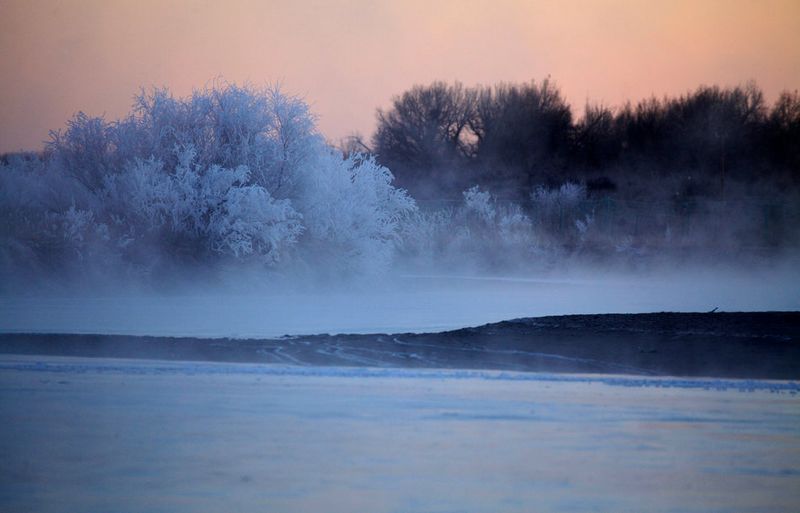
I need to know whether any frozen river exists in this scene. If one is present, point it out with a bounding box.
[1,355,798,513]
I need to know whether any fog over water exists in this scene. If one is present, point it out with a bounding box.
[2,267,798,338]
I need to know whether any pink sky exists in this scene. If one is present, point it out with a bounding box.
[1,0,799,153]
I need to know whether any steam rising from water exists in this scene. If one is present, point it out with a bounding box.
[2,267,797,338]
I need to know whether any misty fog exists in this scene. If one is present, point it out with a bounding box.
[1,267,797,338]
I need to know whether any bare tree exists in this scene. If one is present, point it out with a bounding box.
[372,82,475,194]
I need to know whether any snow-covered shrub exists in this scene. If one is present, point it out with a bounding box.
[396,207,457,266]
[60,205,99,247]
[498,203,533,245]
[0,154,106,279]
[399,186,536,270]
[463,185,532,238]
[208,182,302,261]
[0,152,88,212]
[103,146,304,264]
[530,182,590,244]
[2,83,415,285]
[47,113,119,194]
[463,185,496,223]
[574,215,593,240]
[294,151,415,273]
[118,83,320,194]
[531,182,586,220]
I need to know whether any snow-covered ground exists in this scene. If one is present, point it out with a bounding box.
[2,271,798,338]
[1,355,798,513]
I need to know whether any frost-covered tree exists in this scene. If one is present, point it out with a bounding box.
[1,83,415,286]
[399,185,535,270]
[530,182,591,244]
[102,147,303,264]
[293,151,415,273]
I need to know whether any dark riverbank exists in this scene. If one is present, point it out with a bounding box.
[2,312,799,379]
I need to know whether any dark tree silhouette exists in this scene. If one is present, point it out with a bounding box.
[470,79,573,194]
[372,82,475,197]
[373,79,799,203]
[765,90,800,182]
[573,103,619,170]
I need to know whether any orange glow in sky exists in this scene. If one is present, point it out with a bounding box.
[1,0,799,153]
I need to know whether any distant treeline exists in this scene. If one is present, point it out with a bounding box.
[353,80,799,201]
[1,81,798,289]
